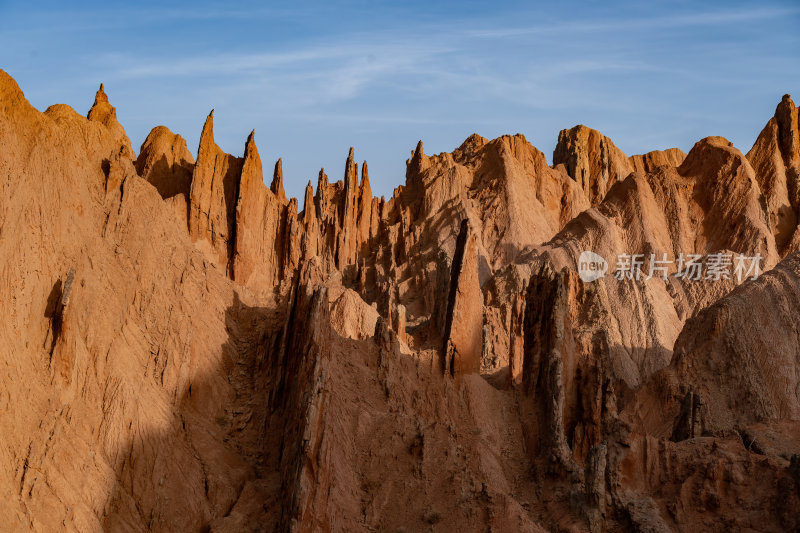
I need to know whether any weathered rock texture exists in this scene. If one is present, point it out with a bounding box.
[747,94,800,252]
[1,69,799,532]
[87,83,135,160]
[135,125,195,226]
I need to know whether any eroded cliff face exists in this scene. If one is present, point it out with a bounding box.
[1,70,799,532]
[747,94,800,252]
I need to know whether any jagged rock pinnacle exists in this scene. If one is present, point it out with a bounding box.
[271,158,287,203]
[87,81,133,159]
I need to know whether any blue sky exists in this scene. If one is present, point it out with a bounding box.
[1,1,798,200]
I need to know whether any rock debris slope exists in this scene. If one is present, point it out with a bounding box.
[1,69,799,532]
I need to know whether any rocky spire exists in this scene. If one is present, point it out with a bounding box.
[410,140,424,172]
[405,140,430,202]
[188,109,244,267]
[196,110,215,162]
[356,161,373,252]
[339,147,359,267]
[776,94,799,165]
[302,181,315,223]
[87,82,135,160]
[344,147,356,188]
[240,130,262,192]
[343,147,358,214]
[360,161,370,193]
[188,110,216,242]
[231,130,265,277]
[413,140,423,160]
[441,220,483,376]
[301,180,319,260]
[93,83,108,106]
[270,158,287,204]
[281,197,300,277]
[315,168,328,211]
[747,93,800,252]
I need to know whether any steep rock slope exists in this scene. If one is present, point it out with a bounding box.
[608,251,800,532]
[747,94,800,252]
[645,252,800,432]
[484,135,775,389]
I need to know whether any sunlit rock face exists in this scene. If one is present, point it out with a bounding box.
[1,70,799,532]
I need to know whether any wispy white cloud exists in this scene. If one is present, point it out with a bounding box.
[467,6,800,38]
[97,33,459,108]
[98,17,670,116]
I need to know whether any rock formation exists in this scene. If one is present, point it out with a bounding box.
[747,94,800,253]
[188,110,243,268]
[630,147,686,174]
[441,220,483,376]
[87,83,135,160]
[553,125,633,204]
[1,68,799,532]
[135,125,195,225]
[553,124,687,205]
